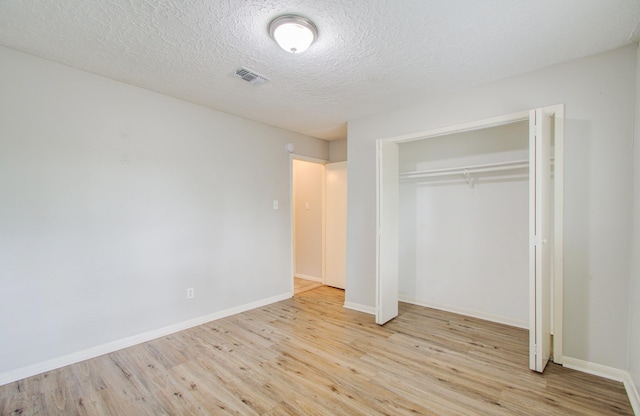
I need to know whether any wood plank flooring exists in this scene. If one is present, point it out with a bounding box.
[293,277,323,294]
[0,286,633,415]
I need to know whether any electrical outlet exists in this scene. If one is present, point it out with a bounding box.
[187,288,194,299]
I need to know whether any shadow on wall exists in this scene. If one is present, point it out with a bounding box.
[563,118,591,360]
[399,180,417,298]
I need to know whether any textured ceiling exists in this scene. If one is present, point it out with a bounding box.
[1,0,640,141]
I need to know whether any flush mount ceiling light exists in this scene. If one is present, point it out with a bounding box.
[268,14,318,54]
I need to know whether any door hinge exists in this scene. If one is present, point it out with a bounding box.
[532,236,548,246]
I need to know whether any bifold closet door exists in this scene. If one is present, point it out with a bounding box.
[325,161,347,289]
[529,108,552,373]
[376,140,399,325]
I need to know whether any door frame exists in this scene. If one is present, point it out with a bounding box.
[375,104,564,364]
[290,154,328,295]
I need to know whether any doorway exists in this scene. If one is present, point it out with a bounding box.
[291,156,348,295]
[292,158,325,291]
[376,106,564,372]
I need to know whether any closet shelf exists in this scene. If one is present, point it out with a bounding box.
[399,159,529,180]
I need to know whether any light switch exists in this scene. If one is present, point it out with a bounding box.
[305,202,310,210]
[273,200,279,210]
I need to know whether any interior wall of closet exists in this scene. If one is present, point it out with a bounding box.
[398,120,531,328]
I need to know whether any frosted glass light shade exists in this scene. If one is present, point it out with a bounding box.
[269,15,318,54]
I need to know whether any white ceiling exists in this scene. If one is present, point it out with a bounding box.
[1,1,640,141]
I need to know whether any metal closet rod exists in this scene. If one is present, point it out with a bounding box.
[399,159,529,180]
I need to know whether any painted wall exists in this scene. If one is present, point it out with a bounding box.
[629,43,640,394]
[398,122,529,327]
[0,46,328,375]
[329,139,348,162]
[346,45,636,370]
[325,161,348,289]
[293,159,325,280]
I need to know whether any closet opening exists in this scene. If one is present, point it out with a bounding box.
[398,120,531,329]
[376,106,564,372]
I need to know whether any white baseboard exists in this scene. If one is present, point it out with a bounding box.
[343,301,376,315]
[399,295,529,329]
[628,376,640,416]
[563,356,639,415]
[295,274,322,283]
[0,292,291,387]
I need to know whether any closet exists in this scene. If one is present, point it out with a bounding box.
[378,106,562,372]
[397,120,531,328]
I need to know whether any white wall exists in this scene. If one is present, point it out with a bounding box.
[0,46,328,376]
[325,161,348,289]
[329,139,348,162]
[629,43,640,394]
[398,122,529,327]
[346,45,636,370]
[293,159,325,280]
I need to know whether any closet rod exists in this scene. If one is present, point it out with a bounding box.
[411,173,529,186]
[400,159,529,180]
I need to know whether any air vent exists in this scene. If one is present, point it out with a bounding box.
[232,67,269,86]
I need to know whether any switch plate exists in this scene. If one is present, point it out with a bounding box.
[187,288,194,299]
[273,200,279,210]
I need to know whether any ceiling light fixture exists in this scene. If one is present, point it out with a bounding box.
[268,14,318,54]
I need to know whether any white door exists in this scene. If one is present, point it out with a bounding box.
[325,161,347,289]
[376,140,399,325]
[529,108,552,372]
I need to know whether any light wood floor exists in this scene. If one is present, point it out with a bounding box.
[0,287,633,415]
[293,277,323,294]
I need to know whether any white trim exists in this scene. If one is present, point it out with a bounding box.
[563,357,640,414]
[548,103,565,365]
[0,292,291,387]
[343,301,376,315]
[627,375,640,416]
[399,295,528,329]
[290,153,328,165]
[528,108,538,370]
[321,160,327,285]
[384,110,530,144]
[290,154,296,295]
[295,274,322,283]
[376,139,381,322]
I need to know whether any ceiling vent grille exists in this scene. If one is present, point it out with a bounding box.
[232,67,269,86]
